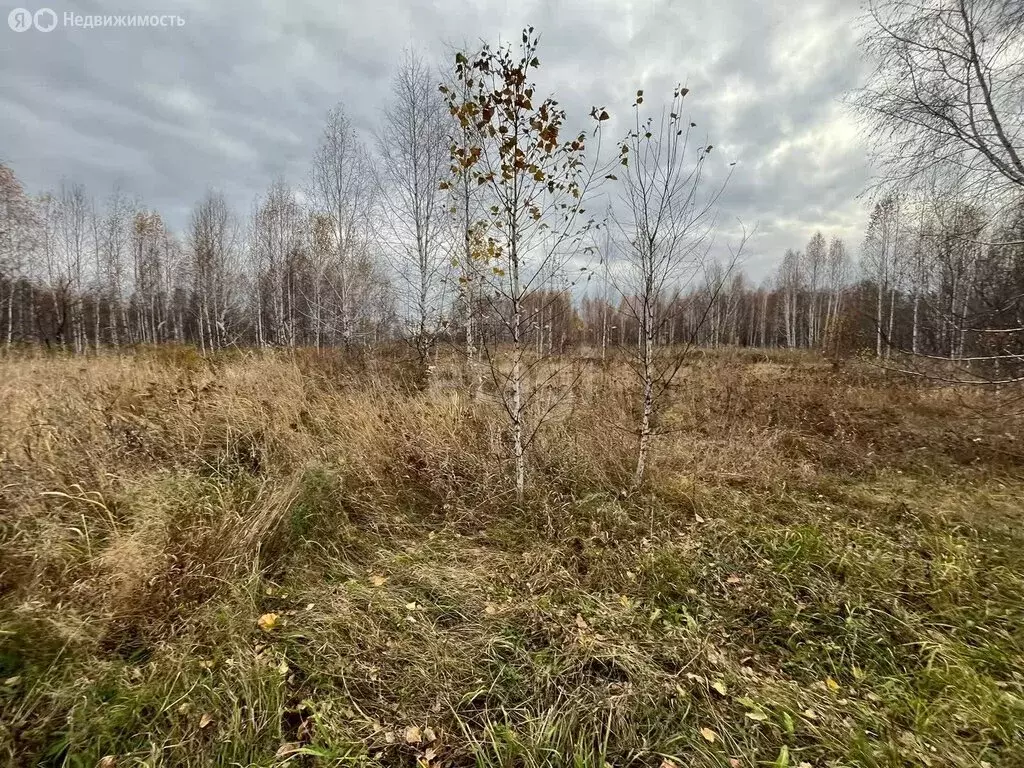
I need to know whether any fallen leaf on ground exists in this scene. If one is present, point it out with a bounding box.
[423,726,437,742]
[199,712,214,729]
[712,679,728,695]
[405,725,422,744]
[275,743,303,758]
[257,613,279,632]
[726,574,743,584]
[370,575,388,587]
[825,676,840,692]
[575,614,588,629]
[700,727,717,743]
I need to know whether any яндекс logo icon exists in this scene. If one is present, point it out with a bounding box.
[8,8,33,31]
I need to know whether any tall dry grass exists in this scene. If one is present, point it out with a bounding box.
[1,345,1022,766]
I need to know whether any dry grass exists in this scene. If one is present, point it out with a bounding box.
[1,346,1023,767]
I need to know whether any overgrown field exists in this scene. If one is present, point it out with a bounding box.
[1,348,1023,767]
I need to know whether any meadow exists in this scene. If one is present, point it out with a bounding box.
[0,347,1022,767]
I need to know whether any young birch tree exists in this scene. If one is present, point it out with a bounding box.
[439,59,487,394]
[821,236,851,354]
[863,196,903,357]
[189,191,239,352]
[58,182,91,353]
[441,28,609,498]
[375,51,453,386]
[615,85,741,487]
[0,164,37,347]
[252,180,305,347]
[310,105,374,350]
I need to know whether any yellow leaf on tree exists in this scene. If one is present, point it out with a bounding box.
[257,613,279,632]
[700,727,717,743]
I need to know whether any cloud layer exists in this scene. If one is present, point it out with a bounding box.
[1,0,873,279]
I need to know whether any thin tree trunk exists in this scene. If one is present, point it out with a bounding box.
[633,293,656,488]
[911,292,920,355]
[510,245,526,499]
[876,280,885,358]
[5,284,13,347]
[886,285,897,359]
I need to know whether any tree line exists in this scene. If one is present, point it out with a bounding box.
[2,0,1022,492]
[0,0,1021,382]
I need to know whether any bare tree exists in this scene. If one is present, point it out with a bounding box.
[310,105,374,349]
[0,164,37,347]
[862,196,906,357]
[777,249,802,348]
[189,191,240,352]
[804,232,827,347]
[374,51,452,385]
[251,180,305,347]
[96,187,132,346]
[852,0,1024,382]
[853,0,1024,198]
[57,182,91,352]
[822,237,851,354]
[614,85,741,487]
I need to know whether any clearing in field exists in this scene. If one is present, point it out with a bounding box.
[1,348,1022,767]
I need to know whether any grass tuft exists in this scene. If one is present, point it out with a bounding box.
[1,348,1022,765]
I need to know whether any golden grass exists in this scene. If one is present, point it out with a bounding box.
[1,346,1022,766]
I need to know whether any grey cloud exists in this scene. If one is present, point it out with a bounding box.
[1,0,872,279]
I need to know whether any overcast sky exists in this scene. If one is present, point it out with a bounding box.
[1,0,872,280]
